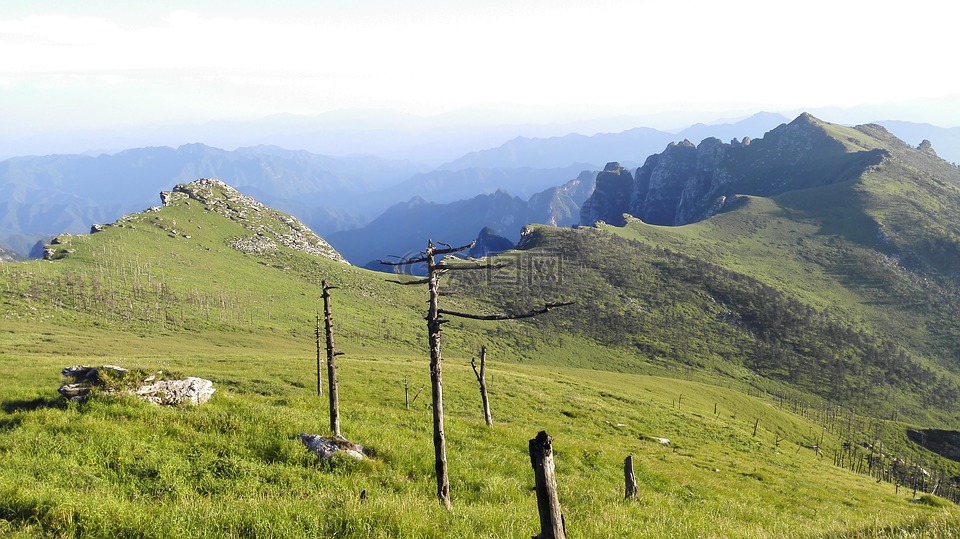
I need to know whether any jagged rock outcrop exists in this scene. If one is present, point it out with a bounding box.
[58,365,215,405]
[918,139,938,157]
[162,179,348,263]
[579,162,635,226]
[468,227,515,258]
[580,113,889,227]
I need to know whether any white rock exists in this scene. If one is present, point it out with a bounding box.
[299,434,365,460]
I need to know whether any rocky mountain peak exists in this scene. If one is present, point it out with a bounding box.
[579,113,894,228]
[579,162,636,226]
[603,162,625,173]
[791,111,821,127]
[161,178,348,264]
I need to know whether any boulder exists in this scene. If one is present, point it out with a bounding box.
[134,377,215,406]
[57,365,214,405]
[299,434,366,460]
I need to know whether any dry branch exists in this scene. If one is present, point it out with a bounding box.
[438,301,573,321]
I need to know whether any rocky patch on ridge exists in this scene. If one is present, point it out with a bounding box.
[162,178,348,264]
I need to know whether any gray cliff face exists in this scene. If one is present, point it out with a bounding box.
[632,140,699,226]
[580,113,888,228]
[579,162,634,226]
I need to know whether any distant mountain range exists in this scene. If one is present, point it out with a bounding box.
[329,171,596,269]
[438,112,791,171]
[2,111,957,261]
[0,144,422,255]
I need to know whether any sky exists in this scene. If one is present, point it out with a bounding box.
[1,0,959,135]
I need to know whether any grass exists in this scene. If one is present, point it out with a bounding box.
[3,326,960,537]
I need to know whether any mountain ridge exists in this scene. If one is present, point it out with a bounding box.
[580,113,893,227]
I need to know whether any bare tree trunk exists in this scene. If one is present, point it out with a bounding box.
[624,454,638,499]
[472,345,493,426]
[378,239,570,511]
[322,280,341,438]
[426,243,451,510]
[530,430,566,539]
[315,312,322,397]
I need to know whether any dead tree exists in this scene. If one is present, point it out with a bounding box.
[321,280,343,437]
[624,454,638,499]
[472,345,493,426]
[381,240,571,510]
[530,430,566,539]
[315,312,322,397]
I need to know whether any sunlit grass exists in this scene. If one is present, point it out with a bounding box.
[2,329,959,537]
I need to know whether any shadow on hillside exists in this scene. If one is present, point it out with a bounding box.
[2,395,66,414]
[907,428,960,462]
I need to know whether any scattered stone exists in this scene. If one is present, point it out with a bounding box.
[134,377,215,406]
[58,383,90,399]
[649,436,671,445]
[230,235,279,255]
[299,433,366,460]
[57,365,214,405]
[90,224,106,233]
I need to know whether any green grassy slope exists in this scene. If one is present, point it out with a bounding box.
[3,323,960,538]
[458,225,960,425]
[493,117,960,424]
[3,175,960,536]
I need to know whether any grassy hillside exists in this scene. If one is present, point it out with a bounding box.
[4,176,960,536]
[4,322,960,538]
[476,117,960,425]
[456,225,960,426]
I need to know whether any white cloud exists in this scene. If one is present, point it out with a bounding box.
[0,1,957,128]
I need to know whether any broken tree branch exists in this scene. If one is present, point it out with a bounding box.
[434,261,508,271]
[386,278,431,286]
[438,301,573,321]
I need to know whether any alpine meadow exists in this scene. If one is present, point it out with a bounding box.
[6,110,960,539]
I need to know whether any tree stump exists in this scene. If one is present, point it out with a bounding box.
[529,430,566,539]
[624,454,639,499]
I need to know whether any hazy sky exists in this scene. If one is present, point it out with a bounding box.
[2,0,958,132]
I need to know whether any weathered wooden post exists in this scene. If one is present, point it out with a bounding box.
[472,345,493,426]
[530,430,566,539]
[321,280,342,437]
[624,454,638,500]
